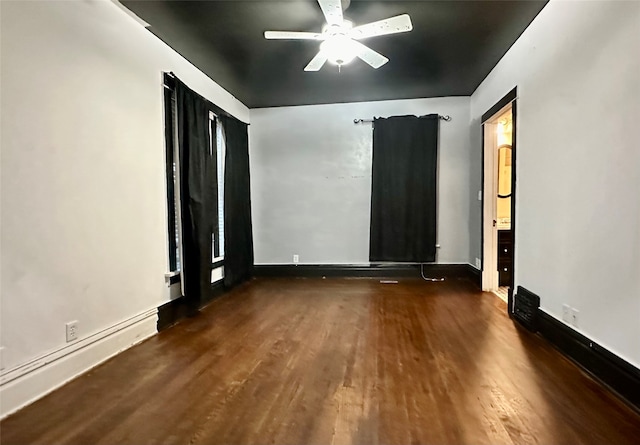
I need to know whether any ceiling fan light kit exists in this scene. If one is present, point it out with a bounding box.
[264,0,412,72]
[321,31,357,66]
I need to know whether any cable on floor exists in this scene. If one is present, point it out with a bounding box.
[421,263,445,282]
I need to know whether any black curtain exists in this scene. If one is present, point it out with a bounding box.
[221,115,254,288]
[369,114,439,262]
[175,79,217,309]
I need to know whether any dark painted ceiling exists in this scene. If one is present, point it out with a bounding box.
[122,0,548,108]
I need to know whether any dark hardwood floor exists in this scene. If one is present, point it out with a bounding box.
[2,277,639,444]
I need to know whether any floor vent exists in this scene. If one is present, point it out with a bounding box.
[514,286,540,331]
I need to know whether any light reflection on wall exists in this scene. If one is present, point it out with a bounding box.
[496,110,512,225]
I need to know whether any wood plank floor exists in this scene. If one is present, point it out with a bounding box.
[2,277,639,444]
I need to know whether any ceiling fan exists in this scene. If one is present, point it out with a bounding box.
[264,0,412,71]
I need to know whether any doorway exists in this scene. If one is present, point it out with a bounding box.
[481,88,517,314]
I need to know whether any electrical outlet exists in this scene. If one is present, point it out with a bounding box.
[571,308,579,327]
[66,321,79,342]
[562,305,570,323]
[293,254,299,264]
[475,258,481,269]
[478,190,482,201]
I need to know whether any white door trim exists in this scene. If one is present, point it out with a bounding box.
[482,121,499,292]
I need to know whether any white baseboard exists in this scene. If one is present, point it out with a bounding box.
[0,309,158,419]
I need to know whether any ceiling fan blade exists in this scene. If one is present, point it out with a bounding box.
[304,51,328,71]
[264,31,324,40]
[317,0,343,26]
[350,40,389,69]
[349,14,413,40]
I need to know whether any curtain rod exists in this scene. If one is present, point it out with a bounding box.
[163,71,245,123]
[354,115,452,124]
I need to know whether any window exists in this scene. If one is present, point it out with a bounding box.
[210,112,225,264]
[163,80,181,277]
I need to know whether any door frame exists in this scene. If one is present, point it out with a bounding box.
[481,87,518,315]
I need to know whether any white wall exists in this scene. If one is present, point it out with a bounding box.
[250,97,472,265]
[0,0,248,416]
[470,0,640,367]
